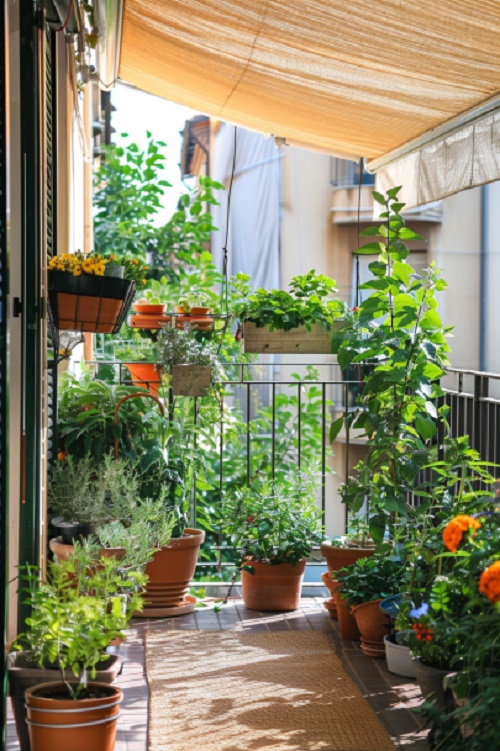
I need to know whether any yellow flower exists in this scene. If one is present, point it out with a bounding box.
[73,267,82,276]
[132,259,139,265]
[141,278,147,285]
[94,263,105,275]
[144,265,149,270]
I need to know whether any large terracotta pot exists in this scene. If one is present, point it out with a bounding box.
[8,655,122,751]
[25,682,122,751]
[351,599,388,656]
[125,363,161,395]
[142,528,205,611]
[332,590,360,640]
[240,559,306,611]
[320,542,375,574]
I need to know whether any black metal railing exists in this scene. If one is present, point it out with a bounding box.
[81,360,500,579]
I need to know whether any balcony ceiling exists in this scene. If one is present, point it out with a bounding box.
[119,0,500,204]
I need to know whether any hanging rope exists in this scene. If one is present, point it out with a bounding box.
[220,126,238,316]
[355,157,364,309]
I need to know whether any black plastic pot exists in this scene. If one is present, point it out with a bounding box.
[51,518,97,545]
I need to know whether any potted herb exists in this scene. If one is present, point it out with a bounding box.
[157,327,218,397]
[223,474,323,611]
[9,545,144,751]
[48,454,139,546]
[230,270,348,354]
[336,553,405,655]
[47,251,144,333]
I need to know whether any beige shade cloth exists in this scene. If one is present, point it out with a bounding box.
[146,629,395,751]
[120,0,500,164]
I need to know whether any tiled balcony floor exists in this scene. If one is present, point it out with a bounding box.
[6,596,429,751]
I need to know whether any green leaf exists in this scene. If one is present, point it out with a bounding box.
[329,416,344,444]
[356,242,384,255]
[415,415,436,440]
[369,513,386,543]
[372,191,387,205]
[399,228,423,241]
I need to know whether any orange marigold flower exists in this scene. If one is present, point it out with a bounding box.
[479,561,500,603]
[132,259,139,265]
[453,515,481,532]
[443,519,464,552]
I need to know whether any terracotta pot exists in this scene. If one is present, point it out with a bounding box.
[332,590,360,640]
[132,303,166,315]
[320,541,375,574]
[413,657,452,709]
[190,306,210,316]
[49,538,125,565]
[142,528,205,611]
[241,559,306,611]
[25,682,122,751]
[9,657,122,751]
[124,362,161,395]
[321,571,338,619]
[351,599,389,655]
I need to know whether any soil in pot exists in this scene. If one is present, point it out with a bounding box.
[240,560,306,611]
[25,682,122,751]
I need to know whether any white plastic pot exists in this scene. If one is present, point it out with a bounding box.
[384,634,416,678]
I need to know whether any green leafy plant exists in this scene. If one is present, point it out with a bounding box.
[336,553,405,606]
[230,270,347,331]
[332,187,452,543]
[223,473,323,568]
[48,454,139,526]
[13,548,145,699]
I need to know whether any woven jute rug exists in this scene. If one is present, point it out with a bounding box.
[146,629,395,751]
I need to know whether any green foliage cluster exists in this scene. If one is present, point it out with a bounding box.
[336,553,405,606]
[331,187,452,542]
[223,473,323,567]
[230,270,348,331]
[14,548,145,699]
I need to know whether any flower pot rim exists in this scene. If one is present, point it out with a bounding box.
[350,598,384,612]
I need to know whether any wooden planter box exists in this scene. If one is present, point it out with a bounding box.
[172,365,211,396]
[242,321,345,354]
[48,271,136,334]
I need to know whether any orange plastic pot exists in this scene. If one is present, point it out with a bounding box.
[124,363,161,395]
[142,528,205,610]
[332,590,360,640]
[25,682,122,751]
[240,559,306,611]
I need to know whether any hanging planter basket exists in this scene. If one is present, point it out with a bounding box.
[242,320,346,355]
[48,271,136,334]
[172,364,211,397]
